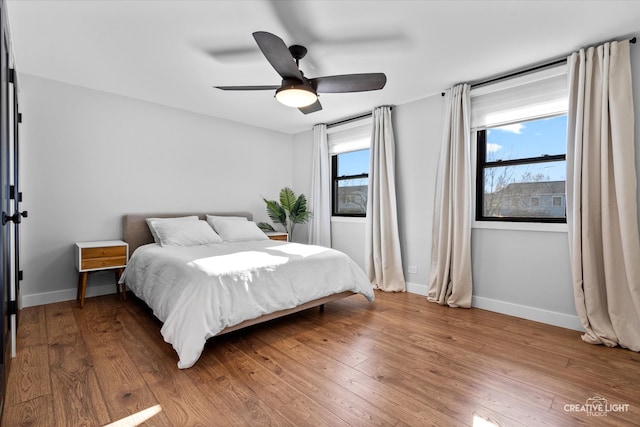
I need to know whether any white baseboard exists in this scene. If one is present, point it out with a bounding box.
[22,283,117,308]
[405,281,583,332]
[406,281,428,296]
[471,296,583,331]
[23,280,583,332]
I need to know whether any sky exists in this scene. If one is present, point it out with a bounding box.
[337,114,568,182]
[485,115,567,182]
[337,149,369,177]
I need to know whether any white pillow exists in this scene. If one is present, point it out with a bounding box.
[153,220,223,247]
[206,214,247,231]
[146,216,199,244]
[214,220,269,242]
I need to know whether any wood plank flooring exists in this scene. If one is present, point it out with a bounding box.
[2,290,640,426]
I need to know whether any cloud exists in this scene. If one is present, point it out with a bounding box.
[486,143,502,152]
[495,123,525,134]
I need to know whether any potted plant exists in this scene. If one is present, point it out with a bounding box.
[258,187,312,241]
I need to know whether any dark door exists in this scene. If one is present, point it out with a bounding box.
[0,0,22,414]
[0,2,10,413]
[10,64,20,339]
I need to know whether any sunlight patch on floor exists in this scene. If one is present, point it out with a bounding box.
[103,404,163,427]
[473,414,500,427]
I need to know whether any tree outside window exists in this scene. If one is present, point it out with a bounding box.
[477,115,567,222]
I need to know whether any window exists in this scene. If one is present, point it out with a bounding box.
[332,149,369,216]
[552,196,563,207]
[328,117,372,217]
[476,115,567,222]
[472,63,568,223]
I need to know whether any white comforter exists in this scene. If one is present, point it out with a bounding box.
[120,240,374,368]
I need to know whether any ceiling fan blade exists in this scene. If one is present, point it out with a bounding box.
[310,73,387,93]
[299,99,322,114]
[253,31,303,81]
[204,46,263,63]
[214,85,279,91]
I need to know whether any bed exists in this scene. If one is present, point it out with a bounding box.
[120,212,375,368]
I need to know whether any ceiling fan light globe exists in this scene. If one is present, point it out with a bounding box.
[275,85,317,108]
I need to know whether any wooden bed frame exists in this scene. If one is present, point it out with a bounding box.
[121,212,355,336]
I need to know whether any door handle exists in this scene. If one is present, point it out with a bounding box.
[2,210,27,225]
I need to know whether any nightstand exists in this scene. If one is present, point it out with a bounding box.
[75,240,129,308]
[265,231,288,241]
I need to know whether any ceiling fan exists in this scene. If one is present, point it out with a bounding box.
[214,31,387,114]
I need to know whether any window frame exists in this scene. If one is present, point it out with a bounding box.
[331,150,369,218]
[475,118,567,224]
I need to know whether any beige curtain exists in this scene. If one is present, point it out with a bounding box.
[309,124,331,247]
[365,106,406,291]
[427,84,473,308]
[566,40,640,351]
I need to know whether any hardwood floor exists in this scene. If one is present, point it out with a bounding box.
[2,290,639,426]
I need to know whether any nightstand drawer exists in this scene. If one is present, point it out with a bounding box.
[75,240,129,273]
[265,232,288,241]
[81,255,127,270]
[81,246,127,259]
[268,234,288,241]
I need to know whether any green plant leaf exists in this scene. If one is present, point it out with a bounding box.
[279,187,297,212]
[291,194,312,224]
[264,198,286,225]
[256,222,275,232]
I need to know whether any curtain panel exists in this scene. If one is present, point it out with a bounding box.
[427,84,473,308]
[365,106,406,292]
[566,39,640,351]
[308,124,331,247]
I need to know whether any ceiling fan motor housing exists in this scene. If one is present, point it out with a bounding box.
[288,44,307,61]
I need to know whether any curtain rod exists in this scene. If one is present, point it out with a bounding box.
[471,58,568,89]
[325,106,393,128]
[441,35,636,96]
[327,112,371,128]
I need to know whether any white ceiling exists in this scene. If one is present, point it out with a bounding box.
[6,0,640,134]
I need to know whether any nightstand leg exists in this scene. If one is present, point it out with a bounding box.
[77,272,88,308]
[114,268,126,301]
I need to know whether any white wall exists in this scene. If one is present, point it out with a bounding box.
[291,46,640,331]
[471,227,576,326]
[330,218,366,269]
[19,74,293,306]
[394,97,443,290]
[291,128,367,267]
[291,129,312,244]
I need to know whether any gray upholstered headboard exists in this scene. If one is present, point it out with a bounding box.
[123,211,253,254]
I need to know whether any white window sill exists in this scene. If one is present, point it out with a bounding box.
[331,216,366,224]
[472,220,568,233]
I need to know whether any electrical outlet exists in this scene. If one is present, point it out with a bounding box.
[408,265,418,274]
